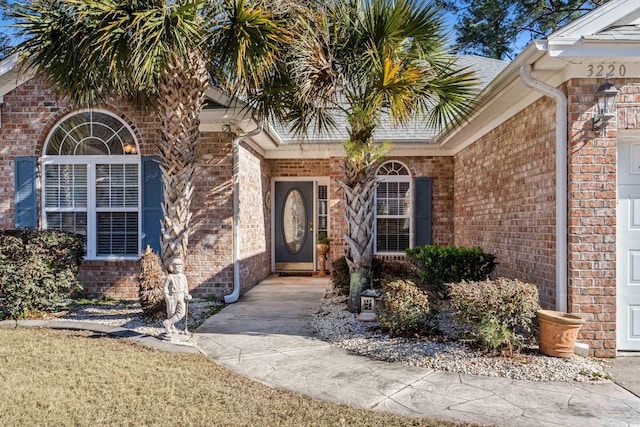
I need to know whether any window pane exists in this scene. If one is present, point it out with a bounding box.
[377,182,388,199]
[97,212,138,256]
[376,218,409,252]
[44,164,87,208]
[46,211,87,235]
[96,163,139,208]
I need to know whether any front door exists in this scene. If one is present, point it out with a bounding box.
[274,181,314,270]
[618,138,640,350]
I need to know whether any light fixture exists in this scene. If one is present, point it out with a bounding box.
[123,142,137,154]
[592,79,619,131]
[358,289,380,321]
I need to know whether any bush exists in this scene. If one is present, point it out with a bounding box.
[330,256,350,296]
[448,278,540,353]
[378,279,431,337]
[138,246,166,319]
[406,245,497,298]
[331,256,419,296]
[372,258,419,286]
[0,229,85,319]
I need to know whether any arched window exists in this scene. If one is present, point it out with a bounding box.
[375,161,411,253]
[42,111,141,258]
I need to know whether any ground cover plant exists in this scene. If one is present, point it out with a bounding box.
[0,327,477,427]
[0,229,85,319]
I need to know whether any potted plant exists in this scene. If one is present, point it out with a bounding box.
[316,232,330,276]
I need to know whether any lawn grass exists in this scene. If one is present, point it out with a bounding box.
[0,328,477,427]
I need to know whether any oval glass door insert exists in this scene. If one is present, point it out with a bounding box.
[282,188,307,254]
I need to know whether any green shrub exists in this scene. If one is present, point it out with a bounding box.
[0,229,85,319]
[378,279,431,337]
[448,278,540,353]
[405,245,497,298]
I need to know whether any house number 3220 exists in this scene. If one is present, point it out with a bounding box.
[587,64,626,78]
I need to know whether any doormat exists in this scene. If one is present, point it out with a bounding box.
[278,272,314,277]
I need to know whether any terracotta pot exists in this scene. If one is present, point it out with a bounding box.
[316,244,329,276]
[536,309,585,358]
[315,244,329,256]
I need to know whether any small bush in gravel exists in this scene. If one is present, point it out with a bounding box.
[138,246,166,319]
[406,245,497,298]
[448,278,540,353]
[378,279,431,337]
[0,229,85,319]
[330,256,350,295]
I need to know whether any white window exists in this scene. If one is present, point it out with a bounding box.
[375,161,411,254]
[42,111,141,259]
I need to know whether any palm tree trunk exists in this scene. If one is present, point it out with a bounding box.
[341,113,382,312]
[340,157,377,312]
[156,50,209,269]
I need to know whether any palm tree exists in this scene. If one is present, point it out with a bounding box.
[11,0,292,268]
[257,0,478,311]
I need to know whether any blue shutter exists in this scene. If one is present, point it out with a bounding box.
[142,157,163,255]
[15,157,38,229]
[414,177,432,246]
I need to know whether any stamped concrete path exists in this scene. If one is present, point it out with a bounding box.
[194,276,640,427]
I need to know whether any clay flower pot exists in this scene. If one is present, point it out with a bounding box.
[316,243,330,276]
[536,310,585,358]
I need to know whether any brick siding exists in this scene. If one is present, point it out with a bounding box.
[237,142,272,294]
[269,156,455,266]
[564,78,640,357]
[454,96,558,308]
[0,76,238,299]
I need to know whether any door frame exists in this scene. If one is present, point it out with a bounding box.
[271,177,330,272]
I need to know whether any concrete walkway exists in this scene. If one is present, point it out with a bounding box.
[194,276,640,427]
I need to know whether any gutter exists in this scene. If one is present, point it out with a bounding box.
[224,119,264,304]
[519,64,568,313]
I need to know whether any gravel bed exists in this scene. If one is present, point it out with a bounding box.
[43,294,610,382]
[313,296,611,382]
[48,299,221,337]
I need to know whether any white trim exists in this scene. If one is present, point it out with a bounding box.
[374,160,413,256]
[41,110,141,261]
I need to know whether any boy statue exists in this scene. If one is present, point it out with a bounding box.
[163,258,192,335]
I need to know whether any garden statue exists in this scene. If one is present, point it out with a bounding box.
[163,257,192,335]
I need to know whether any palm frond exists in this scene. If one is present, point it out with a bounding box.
[12,0,207,106]
[209,0,292,97]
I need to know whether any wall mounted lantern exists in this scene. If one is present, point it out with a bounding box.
[592,79,619,131]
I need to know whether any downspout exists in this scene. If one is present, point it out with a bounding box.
[224,120,264,304]
[519,64,568,312]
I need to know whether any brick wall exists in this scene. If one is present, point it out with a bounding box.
[564,78,640,357]
[238,142,272,293]
[0,76,240,300]
[268,155,454,267]
[454,96,558,308]
[453,78,640,357]
[188,131,235,298]
[396,156,455,246]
